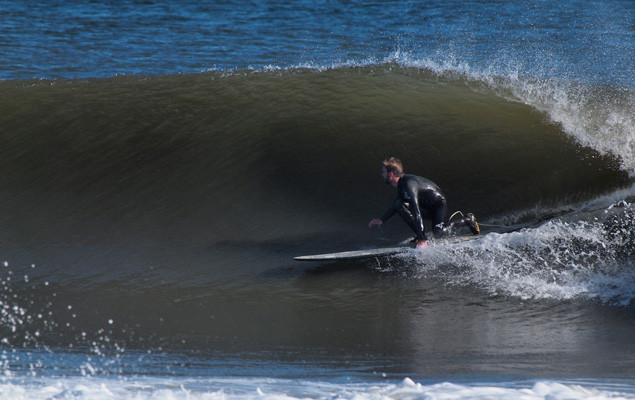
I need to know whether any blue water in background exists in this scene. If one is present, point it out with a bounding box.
[1,0,632,84]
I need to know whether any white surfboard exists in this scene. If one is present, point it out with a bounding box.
[294,235,482,262]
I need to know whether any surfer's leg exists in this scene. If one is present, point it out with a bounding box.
[431,203,451,237]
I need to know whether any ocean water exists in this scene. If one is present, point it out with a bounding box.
[1,1,634,399]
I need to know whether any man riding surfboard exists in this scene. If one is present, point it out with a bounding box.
[369,157,480,247]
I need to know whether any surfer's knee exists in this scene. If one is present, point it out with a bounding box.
[433,223,449,237]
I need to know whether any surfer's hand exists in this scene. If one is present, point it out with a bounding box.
[416,240,428,248]
[368,219,383,228]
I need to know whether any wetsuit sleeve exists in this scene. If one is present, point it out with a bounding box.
[404,183,426,240]
[381,198,402,222]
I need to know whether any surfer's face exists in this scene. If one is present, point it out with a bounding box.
[382,167,391,185]
[382,166,400,187]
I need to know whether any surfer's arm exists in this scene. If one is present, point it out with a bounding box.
[369,198,401,228]
[381,198,401,222]
[406,188,426,241]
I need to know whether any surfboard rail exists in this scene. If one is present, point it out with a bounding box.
[294,234,482,262]
[294,245,413,261]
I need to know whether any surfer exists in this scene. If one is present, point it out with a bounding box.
[368,157,479,247]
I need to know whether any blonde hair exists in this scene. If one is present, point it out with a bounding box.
[382,157,404,177]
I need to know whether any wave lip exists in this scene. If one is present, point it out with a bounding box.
[381,53,634,177]
[202,55,635,176]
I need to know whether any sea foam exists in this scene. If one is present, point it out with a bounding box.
[409,201,635,305]
[0,376,632,400]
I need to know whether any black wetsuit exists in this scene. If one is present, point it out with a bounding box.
[381,174,450,240]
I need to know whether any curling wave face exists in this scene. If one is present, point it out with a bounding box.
[0,64,633,390]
